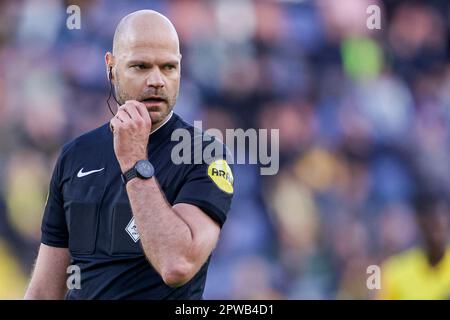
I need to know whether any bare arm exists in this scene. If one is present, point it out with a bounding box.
[24,243,70,300]
[127,177,220,287]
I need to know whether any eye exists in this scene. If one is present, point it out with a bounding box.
[163,64,176,71]
[131,64,146,70]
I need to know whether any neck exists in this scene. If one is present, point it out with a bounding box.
[425,246,446,267]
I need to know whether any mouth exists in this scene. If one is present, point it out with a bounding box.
[141,97,166,107]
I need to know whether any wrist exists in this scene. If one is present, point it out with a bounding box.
[121,159,155,185]
[120,158,147,174]
[125,176,143,189]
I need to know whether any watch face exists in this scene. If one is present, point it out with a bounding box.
[136,160,154,178]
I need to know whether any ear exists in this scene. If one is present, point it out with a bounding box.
[105,52,114,81]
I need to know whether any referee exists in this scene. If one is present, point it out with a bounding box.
[24,10,234,299]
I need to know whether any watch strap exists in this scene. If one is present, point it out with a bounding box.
[121,166,137,184]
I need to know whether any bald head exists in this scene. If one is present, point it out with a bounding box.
[112,10,180,56]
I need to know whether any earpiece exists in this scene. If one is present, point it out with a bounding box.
[106,66,120,117]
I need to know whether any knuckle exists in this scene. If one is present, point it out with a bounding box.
[128,121,137,129]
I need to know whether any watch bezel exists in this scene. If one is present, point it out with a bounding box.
[135,160,155,179]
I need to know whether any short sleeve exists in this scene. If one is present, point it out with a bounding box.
[40,147,69,248]
[173,158,234,228]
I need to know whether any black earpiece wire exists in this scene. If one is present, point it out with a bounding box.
[107,68,120,116]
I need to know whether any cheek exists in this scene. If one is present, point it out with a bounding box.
[119,71,142,92]
[168,77,180,96]
[118,75,142,97]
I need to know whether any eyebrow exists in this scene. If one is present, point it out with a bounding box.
[127,60,179,66]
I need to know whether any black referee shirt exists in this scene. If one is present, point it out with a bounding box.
[41,112,234,299]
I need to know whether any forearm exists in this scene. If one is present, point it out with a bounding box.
[126,177,194,284]
[25,281,67,300]
[24,244,69,300]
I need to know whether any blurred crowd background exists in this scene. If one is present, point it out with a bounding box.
[0,0,449,299]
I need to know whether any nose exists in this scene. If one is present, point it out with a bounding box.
[146,67,165,89]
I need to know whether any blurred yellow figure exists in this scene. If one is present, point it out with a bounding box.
[379,248,450,299]
[0,240,28,299]
[378,188,450,299]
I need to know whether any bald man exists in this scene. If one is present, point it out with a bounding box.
[24,10,234,300]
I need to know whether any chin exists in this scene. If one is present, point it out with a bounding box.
[148,110,165,123]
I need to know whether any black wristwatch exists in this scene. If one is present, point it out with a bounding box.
[121,160,155,185]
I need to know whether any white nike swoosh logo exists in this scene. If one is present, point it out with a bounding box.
[77,167,104,178]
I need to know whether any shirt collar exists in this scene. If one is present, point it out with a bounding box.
[150,111,174,136]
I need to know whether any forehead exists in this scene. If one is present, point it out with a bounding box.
[119,41,180,63]
[114,19,180,62]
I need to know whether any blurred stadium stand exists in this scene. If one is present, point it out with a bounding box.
[0,0,449,299]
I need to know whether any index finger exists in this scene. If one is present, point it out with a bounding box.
[126,100,151,123]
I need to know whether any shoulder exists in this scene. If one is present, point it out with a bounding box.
[57,123,111,166]
[441,247,450,268]
[382,247,423,275]
[60,123,111,156]
[170,113,232,162]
